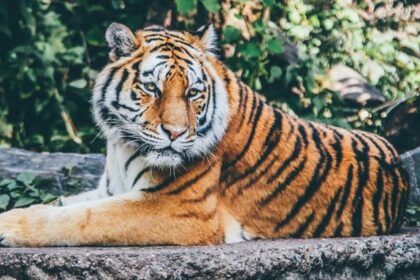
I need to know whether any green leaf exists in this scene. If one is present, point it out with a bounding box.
[69,79,87,89]
[0,179,14,187]
[176,0,197,14]
[16,172,35,186]
[267,38,284,55]
[86,26,105,47]
[241,42,261,59]
[262,0,275,7]
[10,192,22,199]
[223,25,241,44]
[268,66,282,83]
[14,196,37,208]
[0,194,10,210]
[200,0,220,13]
[42,193,57,204]
[7,181,20,191]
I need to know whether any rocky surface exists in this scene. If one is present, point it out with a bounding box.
[401,147,420,205]
[326,64,387,106]
[0,148,104,195]
[0,229,418,279]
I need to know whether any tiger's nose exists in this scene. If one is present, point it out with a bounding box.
[161,125,187,141]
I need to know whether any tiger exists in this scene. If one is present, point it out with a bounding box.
[0,23,409,247]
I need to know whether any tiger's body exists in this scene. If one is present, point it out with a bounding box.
[0,24,409,246]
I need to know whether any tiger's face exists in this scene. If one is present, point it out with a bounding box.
[93,23,229,168]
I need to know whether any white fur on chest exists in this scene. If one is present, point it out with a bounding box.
[106,141,155,195]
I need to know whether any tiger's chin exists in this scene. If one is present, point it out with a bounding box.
[145,149,184,168]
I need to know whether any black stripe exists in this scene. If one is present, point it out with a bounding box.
[274,123,333,231]
[297,124,308,146]
[115,69,129,105]
[142,178,174,193]
[181,184,217,203]
[236,83,248,132]
[285,118,295,140]
[232,155,278,198]
[226,110,282,186]
[111,102,140,112]
[372,166,384,234]
[374,156,401,224]
[156,54,170,59]
[336,165,354,219]
[236,82,244,109]
[394,188,407,232]
[132,167,151,188]
[290,212,315,237]
[142,61,167,77]
[173,53,193,65]
[226,97,264,167]
[125,150,142,172]
[173,46,195,60]
[172,38,201,52]
[259,156,308,206]
[197,79,217,135]
[167,166,212,195]
[377,136,398,158]
[351,135,370,236]
[361,132,386,158]
[100,67,118,101]
[99,106,119,127]
[334,222,344,237]
[313,187,343,237]
[247,92,257,124]
[267,136,302,184]
[384,194,391,232]
[331,129,343,169]
[145,37,165,43]
[106,174,112,196]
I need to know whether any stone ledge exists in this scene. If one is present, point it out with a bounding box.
[0,229,419,279]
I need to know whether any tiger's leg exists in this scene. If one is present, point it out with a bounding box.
[0,190,222,247]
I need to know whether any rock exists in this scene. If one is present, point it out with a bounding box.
[384,95,420,154]
[0,148,104,195]
[401,147,420,205]
[0,229,418,279]
[326,64,387,106]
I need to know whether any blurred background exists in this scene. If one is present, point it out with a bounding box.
[0,0,419,154]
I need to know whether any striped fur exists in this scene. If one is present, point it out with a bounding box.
[0,24,409,246]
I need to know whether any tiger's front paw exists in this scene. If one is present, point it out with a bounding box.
[0,205,50,247]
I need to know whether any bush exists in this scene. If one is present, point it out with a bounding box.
[0,0,418,153]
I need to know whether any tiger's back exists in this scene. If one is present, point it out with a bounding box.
[219,83,409,238]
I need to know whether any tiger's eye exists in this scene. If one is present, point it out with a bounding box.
[188,89,199,98]
[144,83,157,92]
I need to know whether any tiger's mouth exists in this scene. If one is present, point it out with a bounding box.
[155,147,180,156]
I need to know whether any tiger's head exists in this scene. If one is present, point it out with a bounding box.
[93,23,229,168]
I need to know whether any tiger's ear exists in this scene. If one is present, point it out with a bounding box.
[195,24,218,55]
[105,23,139,61]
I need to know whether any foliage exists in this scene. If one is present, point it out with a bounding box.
[0,172,56,212]
[405,205,420,227]
[0,0,418,153]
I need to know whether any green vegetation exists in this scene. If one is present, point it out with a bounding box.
[0,172,56,212]
[0,0,418,154]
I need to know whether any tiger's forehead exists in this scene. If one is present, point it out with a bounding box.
[137,31,206,88]
[139,27,204,57]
